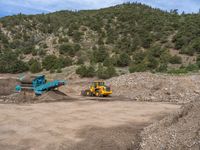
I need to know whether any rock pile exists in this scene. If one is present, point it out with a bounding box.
[107,72,200,103]
[0,91,72,104]
[0,78,18,96]
[140,100,200,150]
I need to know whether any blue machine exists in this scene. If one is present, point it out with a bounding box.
[16,75,66,96]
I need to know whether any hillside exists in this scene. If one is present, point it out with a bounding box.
[1,3,200,76]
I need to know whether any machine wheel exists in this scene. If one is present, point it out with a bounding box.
[95,92,99,97]
[100,94,104,97]
[81,90,86,96]
[81,90,91,96]
[95,90,102,97]
[86,90,91,96]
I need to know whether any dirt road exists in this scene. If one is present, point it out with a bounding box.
[0,100,180,150]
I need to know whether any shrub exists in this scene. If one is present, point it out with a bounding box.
[117,53,131,67]
[42,55,58,70]
[129,63,147,73]
[106,65,117,78]
[96,64,108,79]
[93,46,108,63]
[186,64,199,72]
[180,47,195,56]
[103,57,113,67]
[59,44,80,56]
[56,68,62,73]
[0,52,28,73]
[22,46,34,55]
[38,49,46,56]
[11,61,29,73]
[97,64,117,79]
[58,37,68,43]
[59,44,73,55]
[147,55,159,69]
[74,44,81,52]
[156,63,168,72]
[191,38,200,53]
[72,31,83,42]
[76,65,96,77]
[30,60,42,73]
[76,57,84,65]
[167,68,188,74]
[169,55,182,64]
[42,55,72,71]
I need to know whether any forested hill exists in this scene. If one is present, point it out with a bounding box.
[1,3,200,76]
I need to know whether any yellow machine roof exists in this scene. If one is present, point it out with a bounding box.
[93,80,105,83]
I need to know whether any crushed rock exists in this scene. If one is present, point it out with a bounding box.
[107,72,200,103]
[0,78,18,96]
[0,91,73,104]
[139,100,200,150]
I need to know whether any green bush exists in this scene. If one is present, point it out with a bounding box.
[42,55,58,70]
[96,64,108,79]
[92,46,109,63]
[106,65,117,78]
[22,46,34,55]
[42,55,72,71]
[38,49,46,56]
[167,68,188,74]
[58,37,68,43]
[30,60,42,73]
[146,55,159,69]
[0,52,28,73]
[76,57,84,65]
[59,44,80,56]
[59,44,73,55]
[156,63,168,72]
[56,68,62,73]
[97,64,117,79]
[186,64,199,72]
[180,47,195,56]
[117,53,131,67]
[76,65,96,77]
[74,44,81,52]
[72,31,83,42]
[103,57,113,67]
[191,38,200,53]
[129,63,147,73]
[169,55,182,64]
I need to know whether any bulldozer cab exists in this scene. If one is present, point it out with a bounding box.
[90,81,105,92]
[82,80,112,97]
[92,81,105,88]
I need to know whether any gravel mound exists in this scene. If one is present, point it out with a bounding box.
[0,78,18,96]
[38,90,74,102]
[140,100,200,150]
[107,72,200,103]
[0,90,73,104]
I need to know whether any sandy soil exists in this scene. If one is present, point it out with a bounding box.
[0,100,179,150]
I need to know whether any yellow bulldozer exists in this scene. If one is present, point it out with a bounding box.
[81,80,112,97]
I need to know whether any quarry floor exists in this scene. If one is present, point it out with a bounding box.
[0,100,180,150]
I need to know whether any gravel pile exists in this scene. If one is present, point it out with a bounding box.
[0,78,18,96]
[0,92,36,103]
[107,72,200,103]
[0,91,72,104]
[139,100,200,150]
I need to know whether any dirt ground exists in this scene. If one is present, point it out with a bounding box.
[1,73,200,150]
[0,100,179,150]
